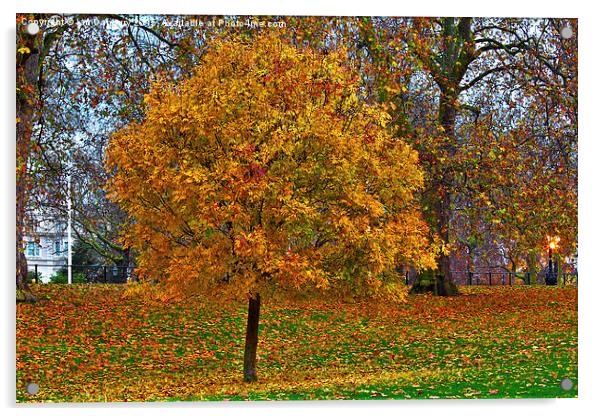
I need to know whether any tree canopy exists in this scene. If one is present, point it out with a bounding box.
[106,32,436,302]
[18,16,577,301]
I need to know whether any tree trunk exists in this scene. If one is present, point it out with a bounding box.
[555,253,563,286]
[435,185,453,278]
[527,250,538,285]
[511,262,517,285]
[16,251,36,303]
[409,268,459,296]
[16,23,42,303]
[408,18,480,296]
[243,293,261,382]
[410,95,459,296]
[115,247,130,282]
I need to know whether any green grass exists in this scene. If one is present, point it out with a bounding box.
[16,284,577,402]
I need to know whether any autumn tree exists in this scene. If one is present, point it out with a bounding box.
[24,15,178,274]
[16,18,39,302]
[436,18,577,282]
[106,32,436,382]
[22,14,208,279]
[346,17,577,293]
[16,13,69,301]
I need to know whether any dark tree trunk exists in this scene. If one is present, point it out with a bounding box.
[435,184,453,278]
[410,101,459,296]
[527,250,538,285]
[409,268,459,296]
[116,247,130,282]
[555,254,563,286]
[408,18,481,296]
[16,251,36,303]
[16,23,42,303]
[427,59,460,294]
[243,293,261,382]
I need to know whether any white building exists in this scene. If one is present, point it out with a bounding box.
[25,216,69,283]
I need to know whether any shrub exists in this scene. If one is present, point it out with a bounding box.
[49,269,87,284]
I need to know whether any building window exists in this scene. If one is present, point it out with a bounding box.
[54,241,61,257]
[26,242,40,257]
[64,241,68,253]
[26,242,34,256]
[54,222,65,234]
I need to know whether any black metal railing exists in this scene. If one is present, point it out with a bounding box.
[30,264,577,287]
[27,264,136,284]
[403,270,577,286]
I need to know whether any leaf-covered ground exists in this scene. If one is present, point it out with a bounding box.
[16,285,577,402]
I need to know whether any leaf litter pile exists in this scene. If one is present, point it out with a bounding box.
[17,285,577,402]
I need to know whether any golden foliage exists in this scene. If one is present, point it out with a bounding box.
[106,32,435,301]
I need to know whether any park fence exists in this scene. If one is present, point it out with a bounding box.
[403,269,577,287]
[27,264,136,284]
[29,264,577,287]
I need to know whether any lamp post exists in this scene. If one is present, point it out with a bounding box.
[67,173,72,284]
[545,236,560,285]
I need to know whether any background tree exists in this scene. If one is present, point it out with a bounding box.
[16,13,68,301]
[19,15,577,301]
[24,14,255,278]
[25,15,183,274]
[106,32,436,382]
[16,19,39,301]
[348,17,577,293]
[23,14,210,281]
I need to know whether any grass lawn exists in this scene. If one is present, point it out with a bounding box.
[16,284,577,402]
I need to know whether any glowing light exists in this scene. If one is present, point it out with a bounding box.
[547,235,560,250]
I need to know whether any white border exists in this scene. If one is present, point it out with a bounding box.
[3,1,600,416]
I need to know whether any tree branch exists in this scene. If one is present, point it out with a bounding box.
[459,65,514,91]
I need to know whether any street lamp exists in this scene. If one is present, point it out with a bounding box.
[546,236,560,285]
